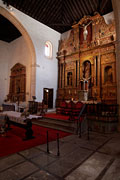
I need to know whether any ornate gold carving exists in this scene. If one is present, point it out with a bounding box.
[57,13,117,104]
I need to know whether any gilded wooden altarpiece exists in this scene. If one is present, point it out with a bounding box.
[7,63,26,102]
[56,13,116,106]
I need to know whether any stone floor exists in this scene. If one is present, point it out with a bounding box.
[0,131,120,180]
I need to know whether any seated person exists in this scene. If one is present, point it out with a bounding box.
[0,116,7,136]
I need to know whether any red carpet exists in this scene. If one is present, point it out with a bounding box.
[0,125,71,157]
[44,113,69,120]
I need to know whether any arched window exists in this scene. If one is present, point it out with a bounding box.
[45,41,52,58]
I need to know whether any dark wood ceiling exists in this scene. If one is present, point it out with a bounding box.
[0,15,21,42]
[1,0,113,42]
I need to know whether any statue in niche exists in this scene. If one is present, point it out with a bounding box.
[83,61,91,80]
[67,72,72,86]
[80,21,92,41]
[105,66,113,83]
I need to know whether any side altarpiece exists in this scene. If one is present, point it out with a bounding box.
[7,63,26,102]
[56,13,116,106]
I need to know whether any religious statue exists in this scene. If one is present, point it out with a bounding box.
[83,61,91,80]
[80,21,92,41]
[67,72,72,86]
[105,67,113,83]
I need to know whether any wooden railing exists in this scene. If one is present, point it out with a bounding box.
[86,103,119,134]
[87,103,118,117]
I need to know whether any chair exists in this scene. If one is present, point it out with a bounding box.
[56,100,67,114]
[64,101,73,115]
[72,102,83,116]
[37,101,48,115]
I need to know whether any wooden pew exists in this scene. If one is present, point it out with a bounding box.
[1,111,34,140]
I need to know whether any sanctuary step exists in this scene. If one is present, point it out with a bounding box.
[32,117,76,133]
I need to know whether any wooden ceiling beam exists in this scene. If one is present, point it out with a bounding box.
[92,0,98,9]
[89,0,96,12]
[62,12,72,25]
[84,0,92,15]
[41,0,60,22]
[53,8,63,24]
[75,0,85,17]
[72,1,82,18]
[80,1,89,15]
[13,0,31,15]
[45,2,62,24]
[34,0,47,19]
[62,8,72,24]
[35,1,48,19]
[66,0,79,20]
[63,8,74,22]
[26,0,37,15]
[29,1,42,16]
[64,0,78,21]
[100,0,109,14]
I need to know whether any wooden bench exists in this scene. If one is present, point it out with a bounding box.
[0,111,34,140]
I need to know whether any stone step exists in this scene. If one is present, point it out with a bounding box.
[38,117,74,127]
[43,116,72,123]
[32,118,75,133]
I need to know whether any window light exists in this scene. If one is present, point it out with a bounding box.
[45,41,52,58]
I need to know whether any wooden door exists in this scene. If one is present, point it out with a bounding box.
[43,88,53,108]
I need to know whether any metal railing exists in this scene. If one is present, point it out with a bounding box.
[76,104,87,137]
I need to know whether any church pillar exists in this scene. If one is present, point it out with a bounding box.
[98,54,101,99]
[94,56,96,86]
[112,0,120,131]
[78,60,80,86]
[58,61,60,88]
[91,63,94,90]
[62,62,65,88]
[61,63,63,88]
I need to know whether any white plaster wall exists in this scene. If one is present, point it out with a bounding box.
[0,37,31,105]
[8,37,31,102]
[103,11,114,24]
[12,10,60,108]
[0,1,61,108]
[0,41,9,104]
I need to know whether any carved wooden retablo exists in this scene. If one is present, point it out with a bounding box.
[7,63,26,102]
[56,13,116,106]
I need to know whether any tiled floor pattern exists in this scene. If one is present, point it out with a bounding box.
[0,132,120,180]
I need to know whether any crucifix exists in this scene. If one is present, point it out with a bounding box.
[80,21,92,41]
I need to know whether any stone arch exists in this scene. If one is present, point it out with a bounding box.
[0,6,36,100]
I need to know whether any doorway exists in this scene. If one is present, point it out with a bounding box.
[43,88,53,108]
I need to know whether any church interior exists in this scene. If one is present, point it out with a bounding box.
[0,0,120,179]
